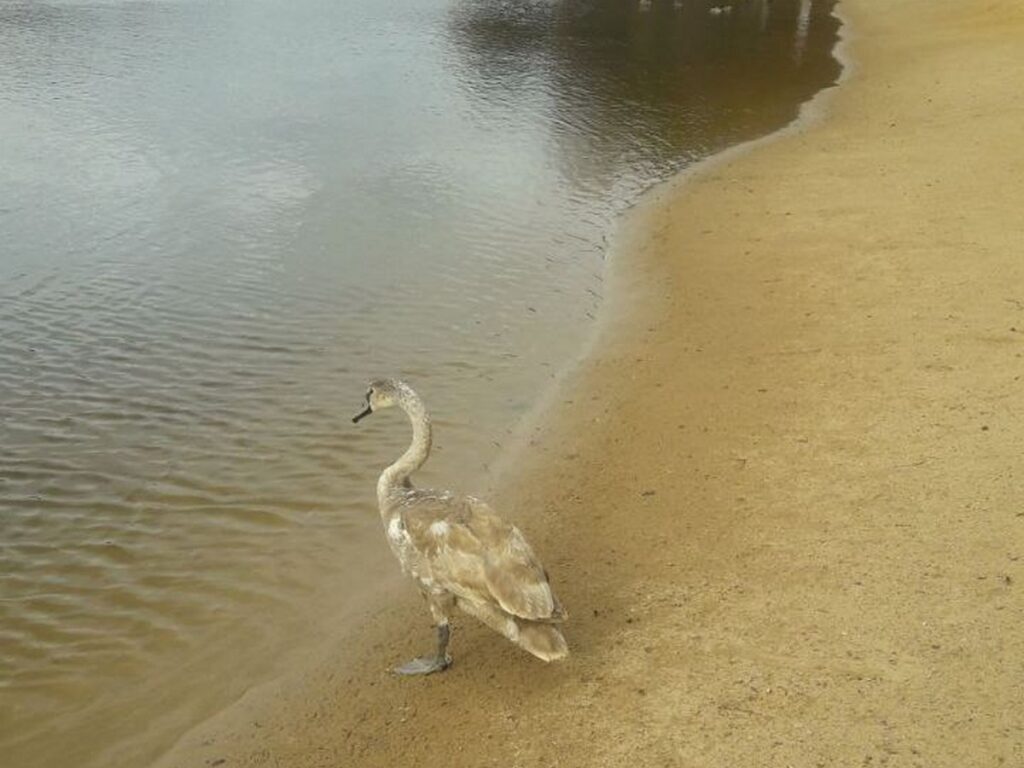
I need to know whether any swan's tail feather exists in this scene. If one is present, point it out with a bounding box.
[515,621,569,662]
[457,599,569,662]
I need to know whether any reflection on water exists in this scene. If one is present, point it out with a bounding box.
[448,0,839,198]
[0,0,839,765]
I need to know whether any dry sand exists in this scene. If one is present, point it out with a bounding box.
[158,0,1024,765]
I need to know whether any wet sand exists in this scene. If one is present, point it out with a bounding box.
[157,0,1024,765]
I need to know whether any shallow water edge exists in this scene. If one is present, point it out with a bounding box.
[486,2,853,498]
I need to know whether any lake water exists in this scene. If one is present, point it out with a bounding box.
[0,0,840,765]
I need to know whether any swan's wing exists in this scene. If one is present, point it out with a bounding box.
[467,498,564,621]
[402,493,563,622]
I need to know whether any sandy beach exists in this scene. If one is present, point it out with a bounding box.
[158,0,1023,765]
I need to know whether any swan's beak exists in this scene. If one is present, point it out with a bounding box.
[352,404,373,424]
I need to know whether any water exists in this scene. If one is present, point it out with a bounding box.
[0,0,840,765]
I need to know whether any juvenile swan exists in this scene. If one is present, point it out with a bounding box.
[352,379,568,674]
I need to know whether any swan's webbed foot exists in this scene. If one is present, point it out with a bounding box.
[394,654,451,675]
[395,622,451,676]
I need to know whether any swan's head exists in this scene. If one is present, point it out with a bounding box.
[352,378,403,423]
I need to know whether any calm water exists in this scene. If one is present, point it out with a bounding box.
[0,0,840,765]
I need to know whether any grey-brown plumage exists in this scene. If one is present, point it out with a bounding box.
[352,379,567,674]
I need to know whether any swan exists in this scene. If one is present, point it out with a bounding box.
[352,379,568,674]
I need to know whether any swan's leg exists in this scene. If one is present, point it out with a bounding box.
[395,623,450,675]
[395,592,453,676]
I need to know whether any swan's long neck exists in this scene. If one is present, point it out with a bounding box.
[377,389,431,508]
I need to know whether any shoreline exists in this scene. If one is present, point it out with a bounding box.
[157,0,1024,765]
[487,2,852,497]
